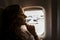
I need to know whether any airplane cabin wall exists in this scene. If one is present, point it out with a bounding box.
[57,0,60,40]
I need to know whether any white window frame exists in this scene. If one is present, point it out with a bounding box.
[22,6,46,39]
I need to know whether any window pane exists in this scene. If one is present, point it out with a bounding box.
[24,10,45,37]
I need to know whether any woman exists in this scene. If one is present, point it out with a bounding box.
[1,4,39,40]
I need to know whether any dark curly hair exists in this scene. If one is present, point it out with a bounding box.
[2,4,27,31]
[1,4,27,40]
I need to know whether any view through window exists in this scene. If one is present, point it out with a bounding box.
[24,8,45,37]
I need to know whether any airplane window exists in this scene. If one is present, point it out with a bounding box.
[23,6,45,38]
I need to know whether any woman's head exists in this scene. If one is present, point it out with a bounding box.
[2,4,26,32]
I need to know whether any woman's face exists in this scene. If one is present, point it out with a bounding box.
[18,13,27,25]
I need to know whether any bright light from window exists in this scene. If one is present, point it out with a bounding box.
[24,10,45,37]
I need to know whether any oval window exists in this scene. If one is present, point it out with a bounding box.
[22,6,46,38]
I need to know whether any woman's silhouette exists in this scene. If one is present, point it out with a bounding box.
[1,4,39,40]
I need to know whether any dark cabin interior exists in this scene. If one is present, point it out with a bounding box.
[0,0,59,40]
